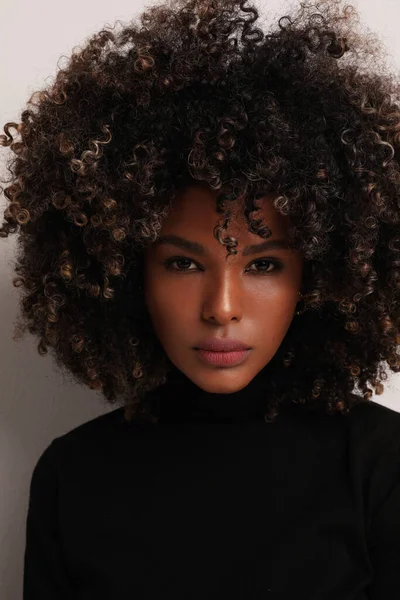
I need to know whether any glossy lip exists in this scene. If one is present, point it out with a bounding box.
[194,337,251,352]
[195,348,251,367]
[193,337,252,368]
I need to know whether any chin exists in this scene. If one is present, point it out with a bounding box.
[190,371,253,395]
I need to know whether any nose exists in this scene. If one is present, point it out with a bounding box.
[201,271,244,325]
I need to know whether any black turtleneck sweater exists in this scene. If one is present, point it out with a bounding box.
[23,369,400,599]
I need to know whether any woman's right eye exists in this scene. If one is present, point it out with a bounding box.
[163,257,200,272]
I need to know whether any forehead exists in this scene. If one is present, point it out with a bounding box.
[161,184,291,241]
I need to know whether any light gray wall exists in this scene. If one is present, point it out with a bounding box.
[1,0,400,597]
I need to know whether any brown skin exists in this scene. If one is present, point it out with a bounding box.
[143,184,304,396]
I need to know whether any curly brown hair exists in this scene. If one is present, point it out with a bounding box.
[1,0,400,424]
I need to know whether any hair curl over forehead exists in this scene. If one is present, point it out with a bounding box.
[1,0,400,423]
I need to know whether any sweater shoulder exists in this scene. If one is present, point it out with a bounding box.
[280,397,400,462]
[287,397,400,432]
[34,406,134,468]
[342,399,400,440]
[57,405,127,441]
[344,399,400,455]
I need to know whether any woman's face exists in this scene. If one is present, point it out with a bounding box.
[143,184,304,394]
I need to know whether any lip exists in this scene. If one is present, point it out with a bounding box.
[193,337,252,368]
[195,348,251,367]
[194,337,251,352]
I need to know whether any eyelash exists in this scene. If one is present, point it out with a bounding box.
[163,256,284,275]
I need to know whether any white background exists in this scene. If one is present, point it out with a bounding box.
[1,0,400,597]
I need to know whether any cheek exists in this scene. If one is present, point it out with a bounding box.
[144,277,194,340]
[248,284,298,336]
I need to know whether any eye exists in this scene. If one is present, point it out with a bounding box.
[164,257,200,272]
[245,258,283,274]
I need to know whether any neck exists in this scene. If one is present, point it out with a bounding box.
[155,366,269,424]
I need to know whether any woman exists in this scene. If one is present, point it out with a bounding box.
[1,0,400,597]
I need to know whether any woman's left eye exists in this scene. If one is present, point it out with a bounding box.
[246,259,283,274]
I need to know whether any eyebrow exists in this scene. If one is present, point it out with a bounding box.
[152,234,291,256]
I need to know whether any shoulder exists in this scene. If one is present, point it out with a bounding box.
[31,406,144,476]
[341,399,400,450]
[281,398,400,466]
[345,400,400,532]
[283,399,400,513]
[55,405,128,443]
[347,397,400,423]
[297,398,400,494]
[286,397,400,437]
[344,401,400,486]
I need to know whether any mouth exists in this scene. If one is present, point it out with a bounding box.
[194,348,251,367]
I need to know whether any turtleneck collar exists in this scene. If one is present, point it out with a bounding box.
[154,366,270,424]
